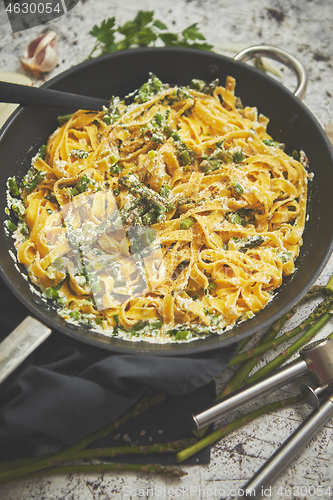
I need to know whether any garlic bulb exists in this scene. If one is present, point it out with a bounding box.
[21,31,58,77]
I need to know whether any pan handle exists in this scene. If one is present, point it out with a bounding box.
[0,81,110,110]
[233,45,308,100]
[0,316,51,384]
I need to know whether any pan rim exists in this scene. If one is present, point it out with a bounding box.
[1,46,333,356]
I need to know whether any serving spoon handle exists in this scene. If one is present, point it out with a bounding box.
[0,81,109,110]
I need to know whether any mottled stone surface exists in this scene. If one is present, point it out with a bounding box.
[0,1,333,498]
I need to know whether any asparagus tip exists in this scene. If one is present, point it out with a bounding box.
[325,274,333,295]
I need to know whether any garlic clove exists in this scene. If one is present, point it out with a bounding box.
[21,31,58,77]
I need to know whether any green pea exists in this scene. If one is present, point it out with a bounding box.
[142,211,156,226]
[140,228,155,246]
[210,314,220,325]
[53,257,64,269]
[233,150,245,162]
[76,174,90,193]
[190,79,205,90]
[69,310,80,321]
[263,139,276,147]
[175,330,191,340]
[132,320,148,332]
[278,251,292,263]
[134,283,146,293]
[152,132,163,144]
[178,149,191,166]
[113,314,119,335]
[150,320,163,329]
[91,281,103,294]
[38,145,47,160]
[163,125,174,138]
[24,170,47,193]
[11,203,22,217]
[57,113,73,126]
[110,154,118,165]
[6,221,17,231]
[171,131,181,142]
[7,177,20,196]
[114,279,127,288]
[154,112,164,125]
[160,185,171,197]
[71,149,89,159]
[44,287,59,300]
[57,296,67,306]
[229,213,246,226]
[103,115,112,125]
[180,217,195,230]
[110,164,122,174]
[20,222,30,237]
[230,179,244,195]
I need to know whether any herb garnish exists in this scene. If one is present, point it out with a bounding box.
[88,10,213,59]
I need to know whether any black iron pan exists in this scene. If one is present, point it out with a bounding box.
[0,46,333,376]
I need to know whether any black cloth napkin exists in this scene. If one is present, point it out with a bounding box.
[0,276,236,464]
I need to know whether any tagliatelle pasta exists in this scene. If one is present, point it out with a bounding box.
[7,74,309,342]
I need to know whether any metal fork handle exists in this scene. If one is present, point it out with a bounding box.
[193,358,308,429]
[236,391,333,499]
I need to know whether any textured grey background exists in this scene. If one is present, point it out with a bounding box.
[0,1,333,499]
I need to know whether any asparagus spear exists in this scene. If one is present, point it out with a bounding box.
[21,167,47,193]
[233,286,324,354]
[0,439,196,473]
[7,177,20,196]
[246,298,333,384]
[242,275,333,386]
[222,307,297,396]
[193,309,295,439]
[119,174,174,215]
[0,392,166,484]
[177,395,302,463]
[120,199,148,225]
[235,334,254,354]
[194,282,332,438]
[74,439,197,459]
[6,463,187,483]
[297,285,326,303]
[68,183,165,253]
[220,282,329,397]
[3,278,331,481]
[227,297,332,369]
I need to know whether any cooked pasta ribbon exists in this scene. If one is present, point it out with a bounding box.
[9,75,309,343]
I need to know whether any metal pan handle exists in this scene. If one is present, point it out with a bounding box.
[0,316,51,384]
[233,45,308,100]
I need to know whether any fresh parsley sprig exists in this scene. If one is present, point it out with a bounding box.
[88,10,213,58]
